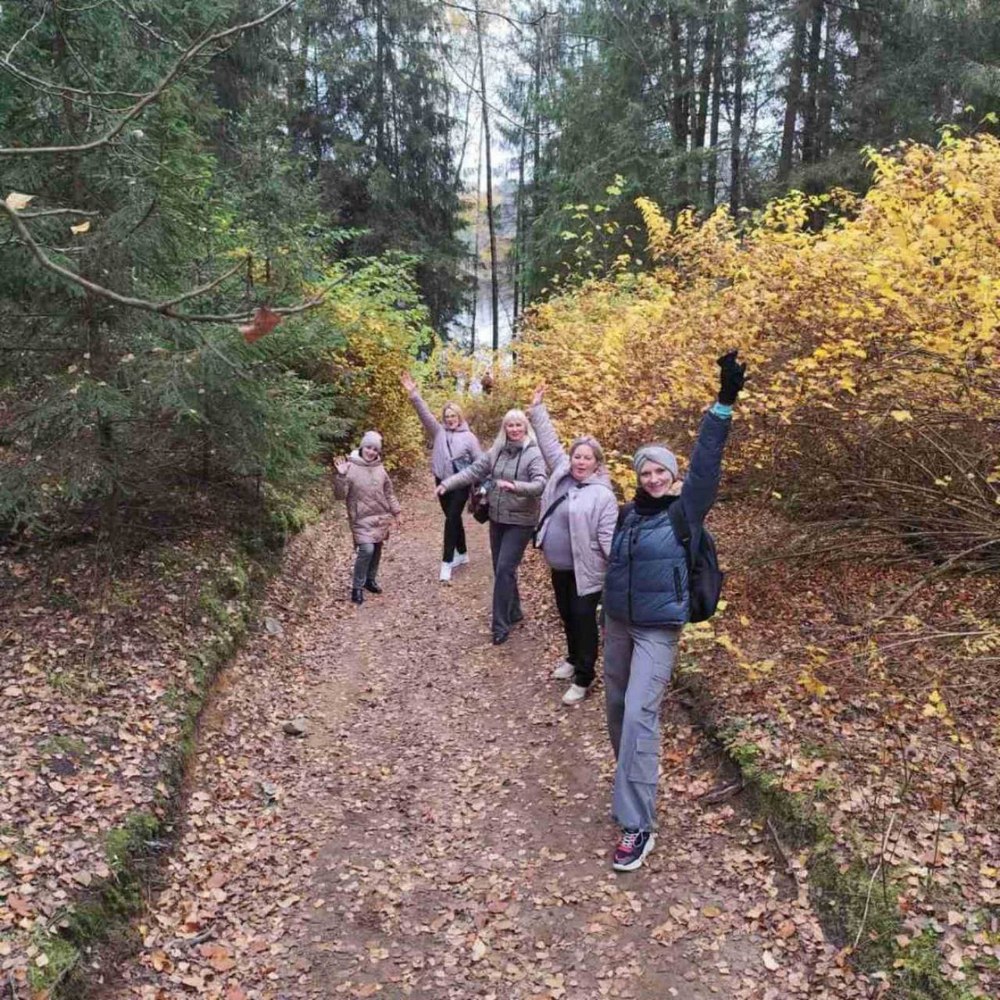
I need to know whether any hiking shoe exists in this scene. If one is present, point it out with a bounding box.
[551,659,574,680]
[510,609,524,624]
[491,631,510,646]
[439,561,453,582]
[350,587,364,605]
[612,830,655,872]
[451,551,469,567]
[364,580,382,594]
[561,683,591,706]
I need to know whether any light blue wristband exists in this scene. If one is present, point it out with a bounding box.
[710,401,733,419]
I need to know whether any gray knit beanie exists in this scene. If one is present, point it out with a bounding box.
[633,444,678,478]
[360,430,383,454]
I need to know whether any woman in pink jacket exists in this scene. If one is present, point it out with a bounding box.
[528,386,618,705]
[400,373,483,582]
[334,430,402,605]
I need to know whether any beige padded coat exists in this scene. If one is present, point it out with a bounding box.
[334,451,402,544]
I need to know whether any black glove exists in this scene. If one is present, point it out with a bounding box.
[717,349,746,405]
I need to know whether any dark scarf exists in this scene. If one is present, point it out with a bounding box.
[632,487,676,517]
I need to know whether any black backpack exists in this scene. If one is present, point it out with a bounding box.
[668,502,724,623]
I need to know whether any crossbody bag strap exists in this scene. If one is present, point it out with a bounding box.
[533,484,586,546]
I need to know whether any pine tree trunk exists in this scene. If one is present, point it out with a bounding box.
[801,0,825,166]
[471,109,484,355]
[729,0,749,215]
[513,123,527,323]
[475,0,500,351]
[375,0,386,167]
[530,13,542,305]
[706,0,724,208]
[694,1,719,204]
[817,2,837,162]
[668,5,688,204]
[777,0,809,184]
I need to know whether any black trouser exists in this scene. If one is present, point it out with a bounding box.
[436,478,469,563]
[488,521,534,638]
[550,569,601,687]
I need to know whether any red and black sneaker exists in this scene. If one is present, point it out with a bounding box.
[612,829,655,872]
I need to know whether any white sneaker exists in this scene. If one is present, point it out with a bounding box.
[451,552,469,567]
[562,683,591,706]
[551,659,574,680]
[439,561,452,582]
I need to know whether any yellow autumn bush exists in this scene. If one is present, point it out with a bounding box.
[513,133,1000,565]
[321,260,435,472]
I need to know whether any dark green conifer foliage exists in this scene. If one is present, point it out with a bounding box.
[0,0,462,540]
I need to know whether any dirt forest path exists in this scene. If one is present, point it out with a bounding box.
[106,481,853,1000]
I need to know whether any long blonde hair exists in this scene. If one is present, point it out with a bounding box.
[490,408,536,453]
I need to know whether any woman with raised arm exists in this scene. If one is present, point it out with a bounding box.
[334,430,401,605]
[602,351,746,872]
[527,386,618,706]
[437,409,547,645]
[400,372,483,582]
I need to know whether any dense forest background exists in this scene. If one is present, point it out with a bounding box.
[2,0,999,541]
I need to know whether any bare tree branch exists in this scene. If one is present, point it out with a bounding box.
[0,0,295,157]
[17,208,103,218]
[108,0,185,52]
[437,1,555,30]
[0,198,332,323]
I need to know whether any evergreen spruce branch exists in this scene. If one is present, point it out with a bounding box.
[0,0,295,157]
[1,199,332,323]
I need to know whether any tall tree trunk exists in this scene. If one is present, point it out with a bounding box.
[513,122,527,323]
[777,0,809,184]
[729,0,748,215]
[668,5,688,204]
[471,108,484,355]
[375,0,386,166]
[475,0,499,351]
[817,2,837,161]
[706,0,724,208]
[801,0,825,166]
[530,12,542,300]
[693,1,718,204]
[694,3,716,149]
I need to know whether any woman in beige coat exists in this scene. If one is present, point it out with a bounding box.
[334,430,401,604]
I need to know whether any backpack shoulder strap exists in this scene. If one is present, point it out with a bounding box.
[616,501,637,533]
[668,501,694,573]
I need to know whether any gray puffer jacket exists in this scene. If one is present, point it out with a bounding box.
[440,438,546,526]
[334,451,402,544]
[529,402,619,596]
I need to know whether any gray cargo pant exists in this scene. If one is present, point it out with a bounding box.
[603,615,680,832]
[352,542,383,589]
[488,521,534,639]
